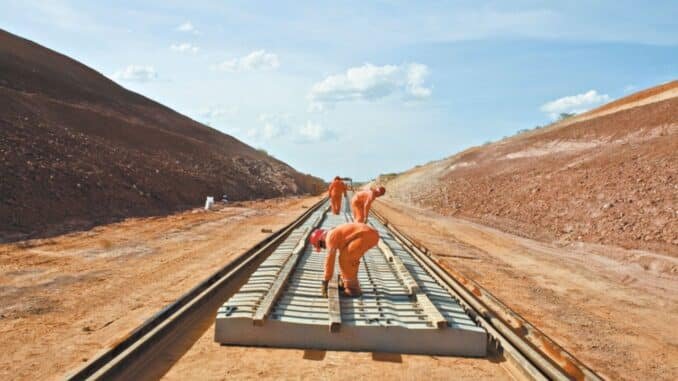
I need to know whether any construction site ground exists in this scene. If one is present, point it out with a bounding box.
[1,195,676,380]
[0,195,512,381]
[0,196,328,380]
[373,198,678,381]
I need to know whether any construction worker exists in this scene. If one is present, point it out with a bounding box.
[327,176,347,215]
[309,223,380,297]
[350,186,385,223]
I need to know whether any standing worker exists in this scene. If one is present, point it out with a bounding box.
[350,186,385,223]
[309,222,380,297]
[328,176,348,215]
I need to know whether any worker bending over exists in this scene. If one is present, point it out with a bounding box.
[309,222,379,297]
[350,186,385,223]
[327,176,347,215]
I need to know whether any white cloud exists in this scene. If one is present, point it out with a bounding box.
[213,50,280,72]
[308,63,431,109]
[170,43,199,54]
[27,0,97,31]
[406,63,432,98]
[249,113,291,140]
[248,114,336,143]
[296,121,336,143]
[195,106,238,120]
[111,65,158,82]
[176,21,197,33]
[623,85,637,93]
[260,122,285,140]
[261,124,283,139]
[540,90,610,119]
[307,102,324,113]
[245,128,259,139]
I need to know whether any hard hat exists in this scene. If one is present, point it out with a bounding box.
[309,228,325,252]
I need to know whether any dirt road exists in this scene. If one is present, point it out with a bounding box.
[374,198,678,381]
[0,196,323,380]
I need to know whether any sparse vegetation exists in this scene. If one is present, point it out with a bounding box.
[489,121,558,147]
[377,172,400,183]
[256,148,277,159]
[558,112,576,120]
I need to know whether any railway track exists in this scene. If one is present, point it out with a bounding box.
[370,208,604,381]
[66,196,603,381]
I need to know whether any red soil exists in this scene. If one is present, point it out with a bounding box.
[383,83,677,256]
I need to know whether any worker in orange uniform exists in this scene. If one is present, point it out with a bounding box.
[350,186,385,223]
[309,223,380,297]
[327,176,347,215]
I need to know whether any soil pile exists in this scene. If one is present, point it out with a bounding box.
[382,81,678,256]
[0,30,324,241]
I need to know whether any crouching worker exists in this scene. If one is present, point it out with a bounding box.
[328,176,347,215]
[351,186,385,223]
[309,223,380,297]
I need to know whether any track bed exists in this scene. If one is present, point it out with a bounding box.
[215,201,486,356]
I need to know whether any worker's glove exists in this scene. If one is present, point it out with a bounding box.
[321,281,328,298]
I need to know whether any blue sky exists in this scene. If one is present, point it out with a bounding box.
[2,1,676,181]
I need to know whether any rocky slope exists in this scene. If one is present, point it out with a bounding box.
[0,29,324,241]
[380,81,677,256]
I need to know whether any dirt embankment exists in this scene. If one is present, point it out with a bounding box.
[0,29,324,242]
[382,82,677,256]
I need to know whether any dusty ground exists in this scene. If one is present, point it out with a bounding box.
[374,198,678,381]
[0,194,515,381]
[0,196,324,380]
[160,204,511,381]
[5,193,674,380]
[162,332,509,381]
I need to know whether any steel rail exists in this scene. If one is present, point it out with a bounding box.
[371,207,604,381]
[64,197,328,381]
[63,194,602,381]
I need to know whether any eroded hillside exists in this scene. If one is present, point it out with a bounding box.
[382,82,678,256]
[0,30,324,241]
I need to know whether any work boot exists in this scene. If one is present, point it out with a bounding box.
[321,281,328,298]
[343,279,361,297]
[345,287,362,298]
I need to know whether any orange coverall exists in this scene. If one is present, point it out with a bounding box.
[351,190,376,223]
[328,179,347,215]
[323,223,379,295]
